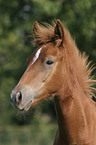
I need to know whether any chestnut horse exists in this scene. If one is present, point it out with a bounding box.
[10,20,96,145]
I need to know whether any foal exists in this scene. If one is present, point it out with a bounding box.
[11,20,96,145]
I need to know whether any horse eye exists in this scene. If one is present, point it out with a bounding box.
[46,60,54,65]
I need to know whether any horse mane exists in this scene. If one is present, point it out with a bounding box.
[62,30,96,97]
[33,21,96,98]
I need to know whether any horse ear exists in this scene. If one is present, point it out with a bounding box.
[33,21,40,38]
[54,20,64,46]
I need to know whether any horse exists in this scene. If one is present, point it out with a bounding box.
[10,19,96,145]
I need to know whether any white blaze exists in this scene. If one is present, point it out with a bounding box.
[32,47,42,64]
[24,47,43,73]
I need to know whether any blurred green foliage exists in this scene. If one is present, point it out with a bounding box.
[0,112,57,145]
[0,0,96,144]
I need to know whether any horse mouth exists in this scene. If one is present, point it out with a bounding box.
[19,100,33,111]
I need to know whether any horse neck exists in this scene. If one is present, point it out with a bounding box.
[54,55,91,144]
[54,84,91,144]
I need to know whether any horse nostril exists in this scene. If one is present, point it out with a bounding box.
[18,92,22,102]
[16,92,22,103]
